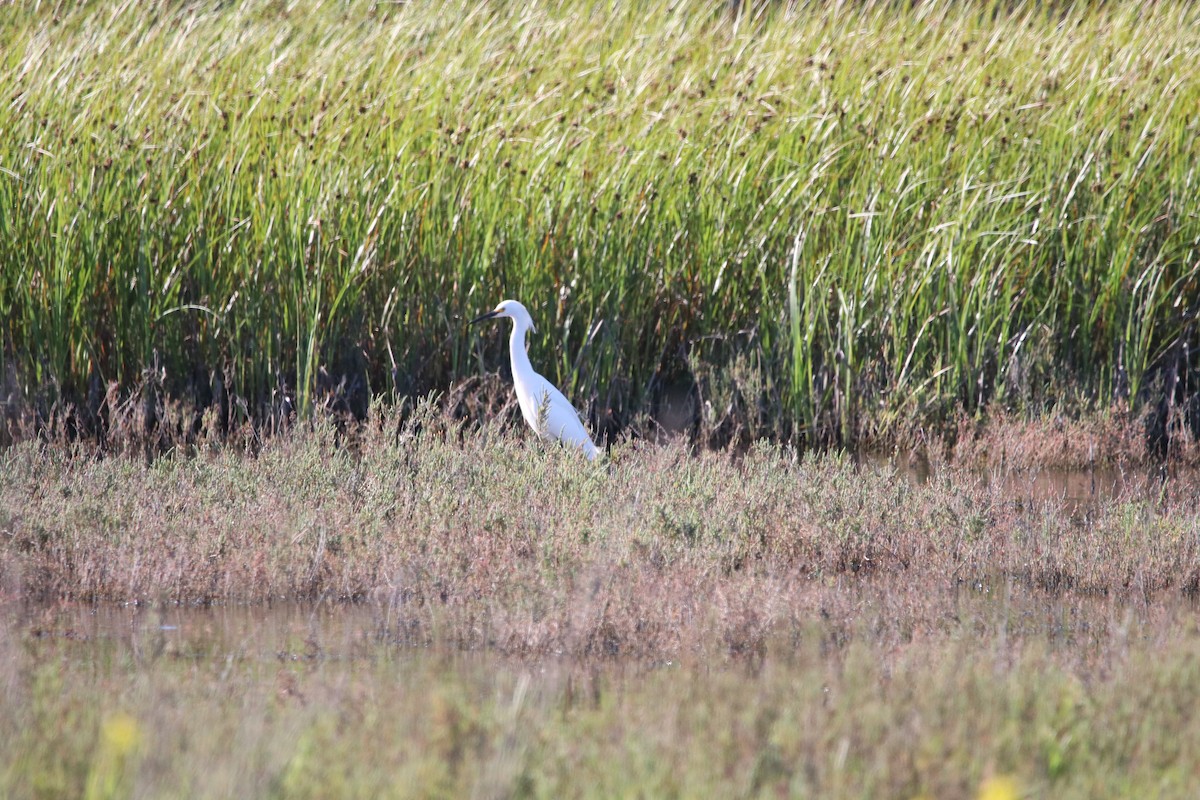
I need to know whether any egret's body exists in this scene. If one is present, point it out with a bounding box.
[471,300,599,460]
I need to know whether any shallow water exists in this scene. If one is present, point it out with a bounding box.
[9,576,1193,674]
[858,452,1184,512]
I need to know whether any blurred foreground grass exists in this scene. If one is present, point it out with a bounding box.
[2,596,1197,799]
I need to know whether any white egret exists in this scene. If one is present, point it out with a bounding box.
[470,299,600,460]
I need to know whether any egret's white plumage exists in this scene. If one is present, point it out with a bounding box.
[470,300,599,460]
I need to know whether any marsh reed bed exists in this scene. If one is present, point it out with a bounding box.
[2,0,1199,446]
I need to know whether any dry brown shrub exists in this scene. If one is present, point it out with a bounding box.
[3,406,1199,656]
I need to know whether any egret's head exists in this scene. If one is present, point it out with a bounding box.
[469,299,537,333]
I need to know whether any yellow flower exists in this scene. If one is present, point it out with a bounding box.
[102,713,141,757]
[86,713,143,800]
[977,775,1020,800]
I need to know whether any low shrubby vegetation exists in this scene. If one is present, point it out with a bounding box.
[3,408,1197,654]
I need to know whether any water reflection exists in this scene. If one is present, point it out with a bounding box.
[10,577,1195,675]
[857,451,1185,512]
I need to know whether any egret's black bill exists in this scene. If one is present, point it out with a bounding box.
[469,310,501,325]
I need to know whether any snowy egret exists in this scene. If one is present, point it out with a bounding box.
[470,300,600,460]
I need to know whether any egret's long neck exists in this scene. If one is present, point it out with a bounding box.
[508,320,535,383]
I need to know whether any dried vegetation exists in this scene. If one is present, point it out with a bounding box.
[3,405,1197,659]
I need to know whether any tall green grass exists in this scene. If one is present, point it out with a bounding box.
[1,0,1197,443]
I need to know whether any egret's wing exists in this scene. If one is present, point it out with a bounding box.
[537,382,599,459]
